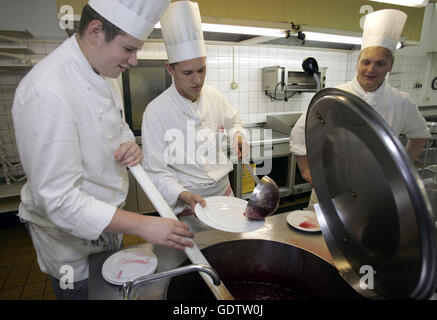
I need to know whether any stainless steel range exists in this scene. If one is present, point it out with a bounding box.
[230,113,311,200]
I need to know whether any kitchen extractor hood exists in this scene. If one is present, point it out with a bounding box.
[65,21,263,43]
[369,0,428,7]
[62,19,360,50]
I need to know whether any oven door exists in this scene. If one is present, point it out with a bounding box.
[122,59,172,136]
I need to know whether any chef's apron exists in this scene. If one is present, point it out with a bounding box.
[26,222,122,282]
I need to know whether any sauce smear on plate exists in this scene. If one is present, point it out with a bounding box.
[299,221,318,229]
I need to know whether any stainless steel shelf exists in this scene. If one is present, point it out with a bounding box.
[0,45,35,55]
[0,181,25,199]
[0,31,36,72]
[0,196,20,214]
[0,64,32,72]
[0,30,34,41]
[0,181,24,214]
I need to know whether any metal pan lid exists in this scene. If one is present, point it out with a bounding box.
[305,88,437,300]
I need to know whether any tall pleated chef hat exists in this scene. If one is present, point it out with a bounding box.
[88,0,170,41]
[160,1,207,63]
[362,9,407,52]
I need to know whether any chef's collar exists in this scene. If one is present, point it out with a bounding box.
[70,34,114,95]
[71,34,103,80]
[170,83,203,120]
[352,76,386,108]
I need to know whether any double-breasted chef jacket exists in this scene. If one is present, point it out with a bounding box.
[12,34,133,281]
[290,76,431,156]
[142,82,246,214]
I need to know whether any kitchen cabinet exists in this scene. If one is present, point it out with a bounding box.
[123,170,138,212]
[202,0,424,42]
[136,178,157,213]
[56,0,424,42]
[124,169,156,214]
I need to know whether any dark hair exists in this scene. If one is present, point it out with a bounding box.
[78,4,126,42]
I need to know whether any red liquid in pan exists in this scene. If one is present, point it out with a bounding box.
[227,281,306,300]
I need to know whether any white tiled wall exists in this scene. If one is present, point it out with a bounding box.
[1,38,436,181]
[143,42,353,124]
[389,47,437,106]
[208,44,352,124]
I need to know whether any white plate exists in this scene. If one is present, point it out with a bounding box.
[287,210,321,232]
[194,196,264,233]
[101,246,158,285]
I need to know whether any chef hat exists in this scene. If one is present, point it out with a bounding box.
[88,0,170,41]
[160,1,207,64]
[362,9,407,52]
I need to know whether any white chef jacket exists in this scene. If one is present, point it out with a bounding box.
[141,83,246,214]
[12,34,134,281]
[290,76,431,156]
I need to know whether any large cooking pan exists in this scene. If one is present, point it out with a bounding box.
[168,88,437,300]
[305,88,437,299]
[165,239,362,300]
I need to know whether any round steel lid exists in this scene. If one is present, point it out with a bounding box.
[305,88,437,300]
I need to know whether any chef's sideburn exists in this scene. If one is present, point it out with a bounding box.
[78,4,126,41]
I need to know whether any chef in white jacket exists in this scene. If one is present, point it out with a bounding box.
[12,0,195,300]
[290,9,430,210]
[141,1,248,227]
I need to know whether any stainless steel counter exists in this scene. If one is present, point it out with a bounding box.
[245,126,290,146]
[88,212,332,300]
[134,125,290,147]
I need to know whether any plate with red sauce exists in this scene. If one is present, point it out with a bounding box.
[101,245,157,285]
[286,210,321,233]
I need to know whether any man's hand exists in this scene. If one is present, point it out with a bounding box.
[114,141,143,166]
[139,215,195,250]
[178,191,206,216]
[106,209,194,250]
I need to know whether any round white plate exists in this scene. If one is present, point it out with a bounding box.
[194,196,264,233]
[101,246,157,285]
[287,210,321,232]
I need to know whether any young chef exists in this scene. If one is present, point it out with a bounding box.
[12,0,195,300]
[141,1,248,228]
[289,9,430,210]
